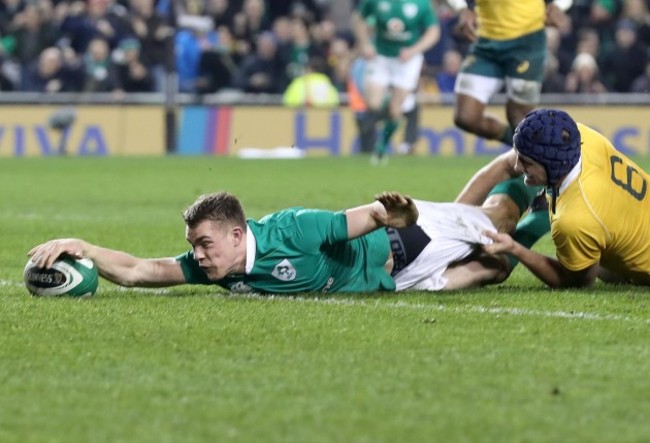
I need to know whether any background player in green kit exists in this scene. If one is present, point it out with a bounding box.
[353,0,440,164]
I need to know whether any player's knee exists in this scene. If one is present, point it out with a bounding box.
[453,111,474,132]
[491,265,511,285]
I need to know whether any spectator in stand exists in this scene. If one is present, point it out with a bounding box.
[272,15,292,46]
[231,0,270,58]
[435,48,461,94]
[114,37,154,93]
[206,0,237,29]
[23,46,83,92]
[195,25,237,93]
[311,17,337,58]
[620,0,650,48]
[175,17,218,93]
[541,53,566,93]
[0,0,23,35]
[266,0,326,25]
[569,0,621,48]
[0,55,15,90]
[545,26,574,77]
[600,19,648,92]
[128,0,174,92]
[575,27,601,60]
[327,32,355,92]
[631,60,650,93]
[10,3,60,68]
[82,37,118,92]
[234,31,286,93]
[564,52,607,93]
[59,0,131,54]
[284,16,324,82]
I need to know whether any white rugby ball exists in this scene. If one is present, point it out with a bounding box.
[24,256,99,297]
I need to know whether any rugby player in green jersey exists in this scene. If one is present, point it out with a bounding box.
[29,180,548,293]
[353,0,440,164]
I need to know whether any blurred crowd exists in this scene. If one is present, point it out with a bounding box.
[0,0,648,95]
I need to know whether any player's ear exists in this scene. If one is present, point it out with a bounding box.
[231,226,245,246]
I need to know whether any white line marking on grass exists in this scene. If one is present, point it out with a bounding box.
[3,278,647,324]
[0,280,23,287]
[226,293,650,324]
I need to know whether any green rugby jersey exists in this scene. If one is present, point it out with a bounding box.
[359,0,438,57]
[176,208,396,294]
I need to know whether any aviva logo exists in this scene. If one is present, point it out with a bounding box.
[516,60,530,74]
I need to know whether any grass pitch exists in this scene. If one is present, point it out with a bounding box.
[1,155,649,443]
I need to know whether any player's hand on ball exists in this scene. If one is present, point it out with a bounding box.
[375,192,419,228]
[28,238,87,269]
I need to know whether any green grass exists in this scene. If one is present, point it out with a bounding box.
[1,156,649,443]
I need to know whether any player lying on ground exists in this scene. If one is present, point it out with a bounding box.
[29,183,548,294]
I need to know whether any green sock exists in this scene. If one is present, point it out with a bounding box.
[499,125,514,146]
[508,209,551,269]
[488,177,542,214]
[374,119,399,155]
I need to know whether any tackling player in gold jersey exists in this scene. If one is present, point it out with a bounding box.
[474,108,650,287]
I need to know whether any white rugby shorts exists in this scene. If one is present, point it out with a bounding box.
[365,53,424,91]
[393,200,496,291]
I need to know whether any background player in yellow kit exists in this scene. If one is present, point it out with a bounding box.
[476,108,650,288]
[448,0,572,146]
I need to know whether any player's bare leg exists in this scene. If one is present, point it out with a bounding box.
[505,99,534,131]
[453,94,513,145]
[372,86,410,164]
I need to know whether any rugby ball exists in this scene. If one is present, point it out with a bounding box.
[24,256,99,297]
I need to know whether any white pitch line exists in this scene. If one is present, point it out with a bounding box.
[3,279,648,324]
[224,293,650,324]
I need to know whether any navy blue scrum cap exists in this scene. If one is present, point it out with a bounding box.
[513,108,581,186]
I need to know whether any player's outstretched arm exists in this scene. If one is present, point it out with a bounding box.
[28,239,186,288]
[344,192,418,239]
[482,231,598,288]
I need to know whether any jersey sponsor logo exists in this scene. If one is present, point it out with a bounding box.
[321,277,335,293]
[402,3,418,18]
[230,281,253,293]
[272,259,297,281]
[516,60,530,74]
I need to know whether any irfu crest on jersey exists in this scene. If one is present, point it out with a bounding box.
[272,259,297,281]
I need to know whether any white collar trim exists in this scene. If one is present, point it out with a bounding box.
[245,225,256,274]
[557,157,582,194]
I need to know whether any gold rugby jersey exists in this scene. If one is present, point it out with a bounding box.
[475,0,546,40]
[551,124,650,284]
